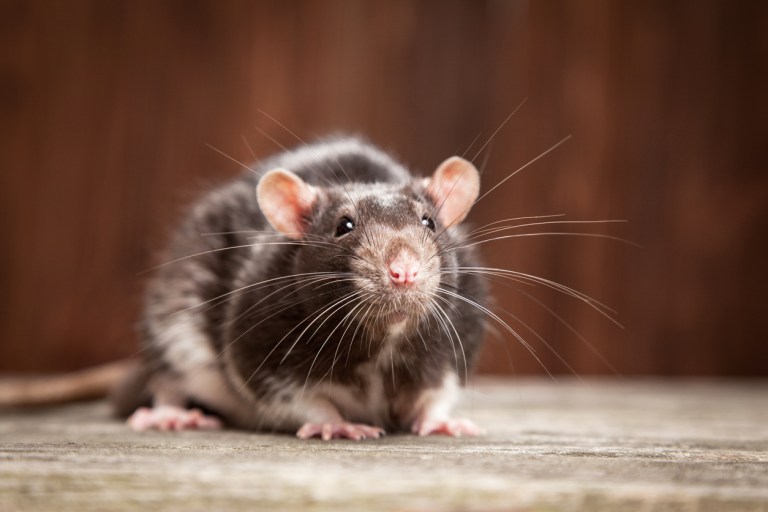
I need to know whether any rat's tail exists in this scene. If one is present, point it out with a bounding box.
[0,359,147,413]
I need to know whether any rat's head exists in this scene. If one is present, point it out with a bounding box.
[256,155,480,333]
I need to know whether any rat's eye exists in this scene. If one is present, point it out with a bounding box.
[335,216,355,237]
[421,215,436,231]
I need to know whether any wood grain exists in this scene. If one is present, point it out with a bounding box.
[1,379,767,511]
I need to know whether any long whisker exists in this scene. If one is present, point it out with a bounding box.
[225,276,358,330]
[454,231,641,252]
[326,297,372,389]
[435,135,573,242]
[466,219,628,241]
[442,280,580,380]
[431,295,469,382]
[205,143,260,176]
[470,97,528,163]
[139,240,337,274]
[345,300,378,367]
[281,290,365,367]
[473,135,573,209]
[424,300,459,377]
[238,289,363,391]
[432,220,635,262]
[428,99,529,230]
[436,286,556,380]
[173,272,346,316]
[303,293,372,397]
[507,282,621,375]
[214,284,343,366]
[449,266,620,320]
[465,213,567,237]
[241,134,257,160]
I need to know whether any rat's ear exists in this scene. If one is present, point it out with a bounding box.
[257,169,318,239]
[425,156,480,227]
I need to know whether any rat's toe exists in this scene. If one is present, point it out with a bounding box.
[297,421,384,441]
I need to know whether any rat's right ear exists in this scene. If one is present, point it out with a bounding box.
[257,169,318,239]
[425,156,480,227]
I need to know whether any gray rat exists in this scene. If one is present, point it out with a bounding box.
[118,137,488,440]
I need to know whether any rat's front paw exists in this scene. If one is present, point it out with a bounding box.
[296,421,385,441]
[127,405,222,432]
[411,417,484,437]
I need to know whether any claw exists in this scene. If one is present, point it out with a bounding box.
[411,417,484,437]
[127,405,222,432]
[296,421,385,441]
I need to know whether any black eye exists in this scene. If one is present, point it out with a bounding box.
[421,215,436,231]
[335,216,355,237]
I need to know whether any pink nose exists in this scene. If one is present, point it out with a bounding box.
[389,255,421,285]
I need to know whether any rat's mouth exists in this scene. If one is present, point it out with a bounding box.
[381,309,408,324]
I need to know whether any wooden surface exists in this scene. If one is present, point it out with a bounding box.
[1,1,767,376]
[1,378,767,511]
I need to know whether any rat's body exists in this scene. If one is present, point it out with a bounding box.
[123,137,488,439]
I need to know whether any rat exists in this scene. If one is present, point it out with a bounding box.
[112,136,489,440]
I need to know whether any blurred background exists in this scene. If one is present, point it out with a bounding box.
[1,1,766,377]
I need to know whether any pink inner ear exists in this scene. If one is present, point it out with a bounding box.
[427,156,480,227]
[257,169,317,239]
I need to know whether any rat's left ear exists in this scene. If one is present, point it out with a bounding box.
[425,156,480,227]
[257,168,318,239]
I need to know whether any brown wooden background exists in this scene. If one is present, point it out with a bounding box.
[1,1,766,376]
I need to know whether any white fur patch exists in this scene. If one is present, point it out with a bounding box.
[374,193,402,209]
[410,372,460,423]
[156,315,216,370]
[154,314,241,414]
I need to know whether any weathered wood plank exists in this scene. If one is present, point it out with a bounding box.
[1,379,766,511]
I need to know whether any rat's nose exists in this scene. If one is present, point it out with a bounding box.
[388,253,421,285]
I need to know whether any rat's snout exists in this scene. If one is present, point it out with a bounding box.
[387,244,421,286]
[389,256,420,285]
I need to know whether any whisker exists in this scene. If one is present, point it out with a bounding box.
[173,272,347,316]
[241,134,257,160]
[466,219,628,241]
[454,231,641,252]
[435,134,573,241]
[205,143,260,176]
[239,289,363,391]
[424,300,459,378]
[282,290,365,367]
[224,276,358,329]
[436,286,556,380]
[465,213,567,237]
[442,280,580,380]
[304,293,373,396]
[460,132,483,162]
[212,280,353,361]
[449,266,620,321]
[345,300,378,367]
[430,296,469,382]
[473,135,572,209]
[470,97,528,163]
[508,283,621,375]
[326,297,372,389]
[139,240,339,275]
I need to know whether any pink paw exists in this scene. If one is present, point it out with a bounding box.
[127,405,222,432]
[296,422,385,441]
[411,417,484,437]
